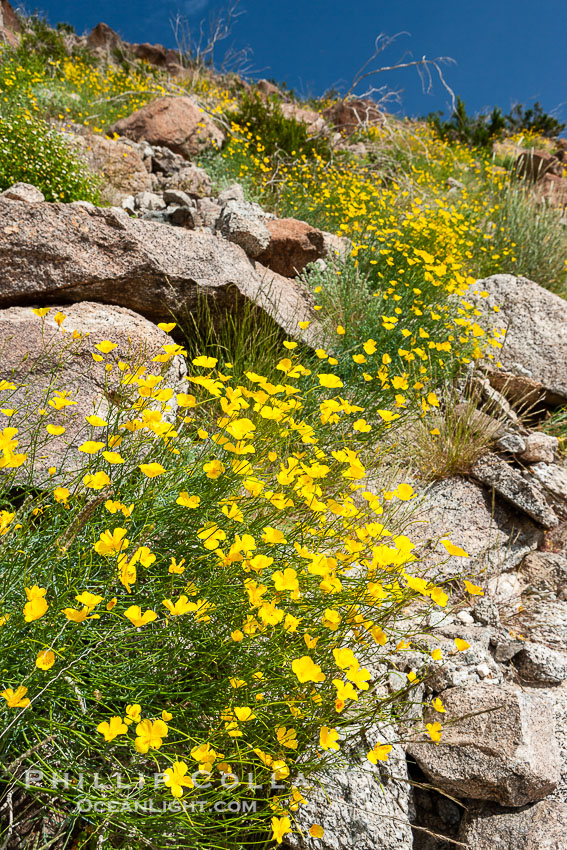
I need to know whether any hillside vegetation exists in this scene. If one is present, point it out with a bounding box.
[1,10,567,850]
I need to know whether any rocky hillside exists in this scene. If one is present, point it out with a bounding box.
[1,4,567,850]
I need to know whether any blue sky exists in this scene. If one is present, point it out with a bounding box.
[27,0,567,122]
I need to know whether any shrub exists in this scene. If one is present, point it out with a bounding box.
[0,106,100,203]
[231,93,330,161]
[428,97,507,149]
[0,309,470,849]
[19,15,69,63]
[506,101,566,139]
[428,96,565,148]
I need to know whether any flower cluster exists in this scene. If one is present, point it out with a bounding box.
[0,311,480,847]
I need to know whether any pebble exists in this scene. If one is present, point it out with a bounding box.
[457,610,475,625]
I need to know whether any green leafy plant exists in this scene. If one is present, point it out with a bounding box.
[428,96,507,148]
[0,105,100,203]
[299,247,475,410]
[506,101,565,138]
[19,15,69,62]
[231,93,330,161]
[428,96,565,148]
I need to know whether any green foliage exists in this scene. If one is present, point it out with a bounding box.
[428,96,507,148]
[544,407,567,453]
[429,96,565,148]
[0,105,100,203]
[56,21,76,35]
[506,101,566,138]
[232,93,330,160]
[17,15,90,66]
[198,150,264,206]
[19,14,69,62]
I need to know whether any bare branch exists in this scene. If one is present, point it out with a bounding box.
[433,60,457,114]
[220,43,255,76]
[347,32,411,97]
[169,0,252,74]
[342,32,456,116]
[357,84,405,111]
[345,55,455,101]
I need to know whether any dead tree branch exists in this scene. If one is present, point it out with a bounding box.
[170,0,252,74]
[343,32,456,113]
